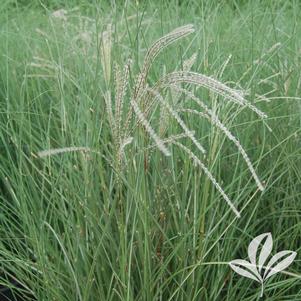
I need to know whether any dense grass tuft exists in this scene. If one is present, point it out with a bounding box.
[0,1,301,300]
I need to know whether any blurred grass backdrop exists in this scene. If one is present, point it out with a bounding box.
[0,0,301,300]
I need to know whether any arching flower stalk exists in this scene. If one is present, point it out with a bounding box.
[101,24,267,216]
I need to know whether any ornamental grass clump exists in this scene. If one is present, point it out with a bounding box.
[37,24,266,218]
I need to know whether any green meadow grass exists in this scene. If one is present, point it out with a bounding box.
[0,1,301,300]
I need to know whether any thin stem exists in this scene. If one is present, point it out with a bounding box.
[260,282,264,298]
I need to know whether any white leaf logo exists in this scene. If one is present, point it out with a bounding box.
[229,232,297,297]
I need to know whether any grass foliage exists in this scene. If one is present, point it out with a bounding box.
[0,1,301,300]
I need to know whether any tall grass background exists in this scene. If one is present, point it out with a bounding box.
[0,0,301,300]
